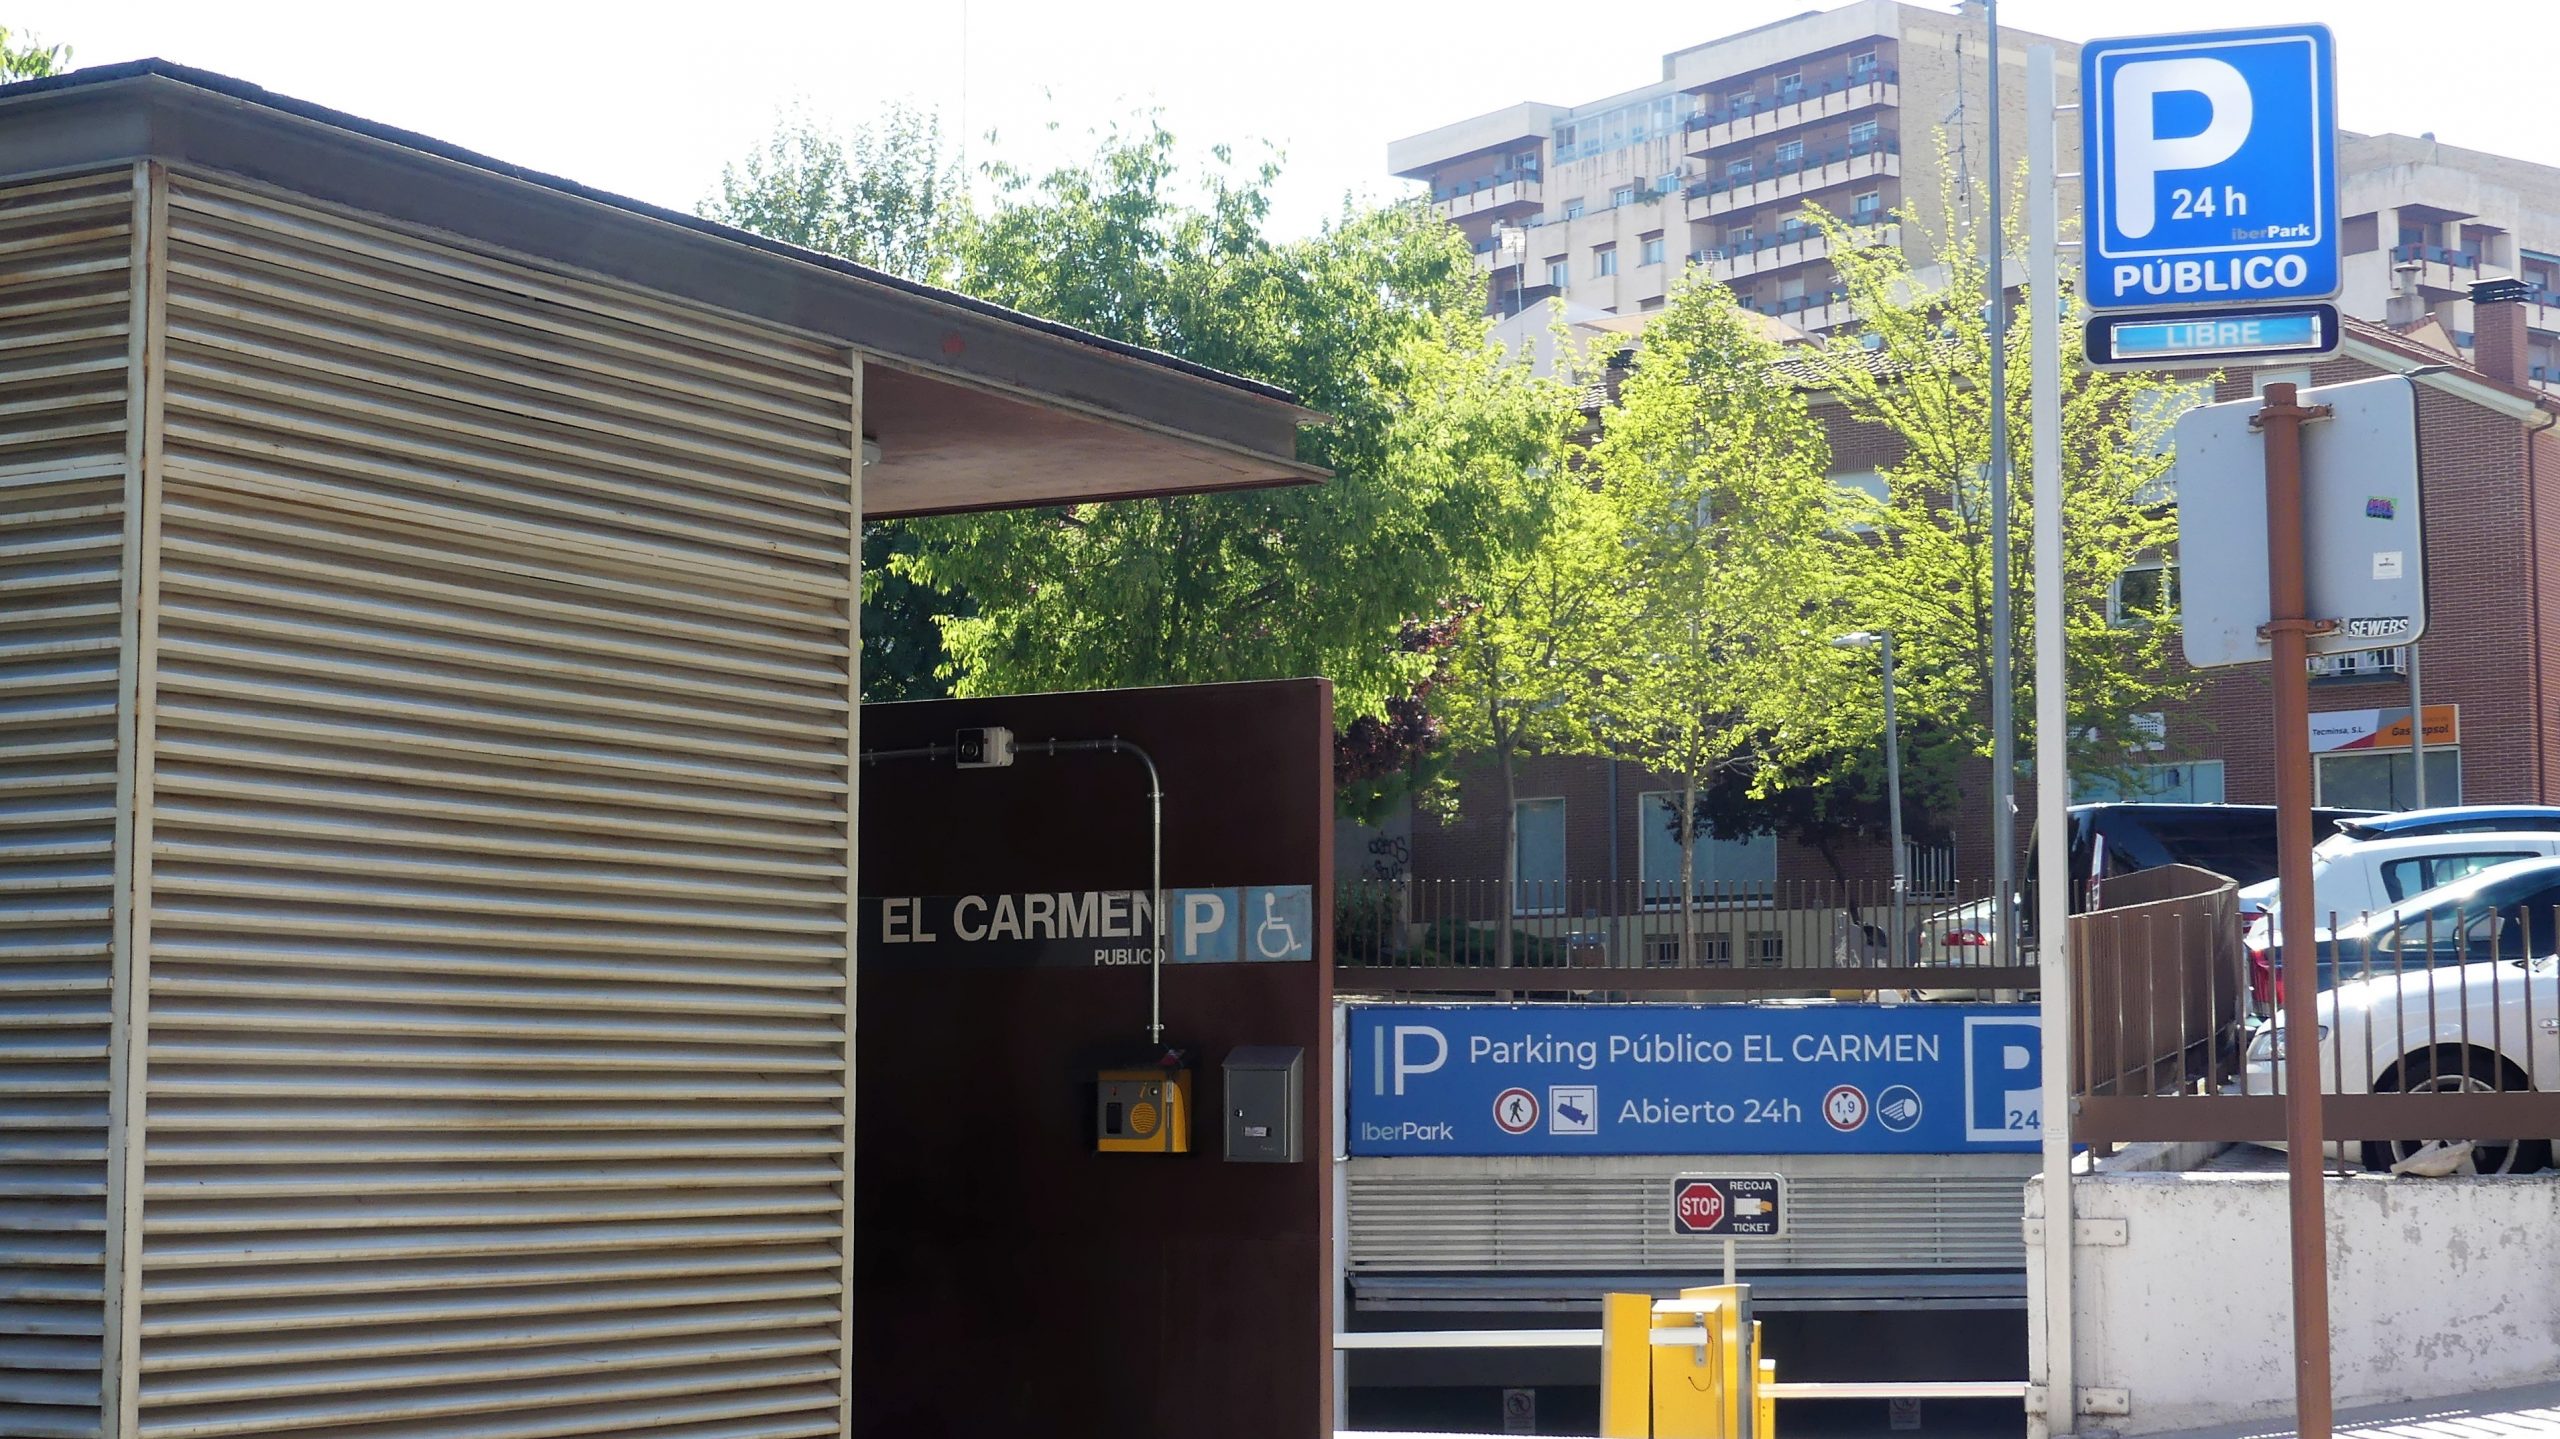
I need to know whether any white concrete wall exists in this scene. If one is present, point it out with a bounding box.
[2029,1170,2560,1436]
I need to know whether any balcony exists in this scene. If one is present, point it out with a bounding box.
[1431,172,1543,223]
[1737,285,1853,329]
[1691,137,1900,218]
[2525,287,2560,341]
[1688,72,1898,157]
[1697,221,1897,282]
[2389,241,2480,298]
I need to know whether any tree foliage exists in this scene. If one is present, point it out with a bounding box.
[1,25,64,81]
[702,104,956,284]
[1806,162,2191,782]
[901,120,1579,734]
[1583,276,1859,953]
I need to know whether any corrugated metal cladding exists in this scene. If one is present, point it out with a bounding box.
[121,171,860,1438]
[0,168,139,1439]
[1346,1157,2031,1273]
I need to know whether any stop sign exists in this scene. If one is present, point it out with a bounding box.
[1674,1181,1726,1234]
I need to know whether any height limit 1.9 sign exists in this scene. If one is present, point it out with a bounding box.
[1670,1174,1786,1238]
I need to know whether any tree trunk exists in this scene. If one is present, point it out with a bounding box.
[1678,772,1699,967]
[1496,736,1517,970]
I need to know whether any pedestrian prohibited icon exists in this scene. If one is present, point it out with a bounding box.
[1492,1087,1540,1135]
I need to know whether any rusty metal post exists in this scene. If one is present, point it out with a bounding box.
[2255,381,2334,1439]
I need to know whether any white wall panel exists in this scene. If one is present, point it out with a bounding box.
[119,173,859,1439]
[0,166,141,1439]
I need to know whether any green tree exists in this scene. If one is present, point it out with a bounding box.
[1806,163,2190,781]
[1587,276,1858,962]
[1437,445,1621,961]
[2,25,64,81]
[703,106,967,701]
[901,121,1570,736]
[703,104,956,284]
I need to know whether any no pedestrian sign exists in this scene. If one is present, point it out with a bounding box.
[1671,1175,1786,1238]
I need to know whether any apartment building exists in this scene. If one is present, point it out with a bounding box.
[2337,132,2560,394]
[1386,0,2079,330]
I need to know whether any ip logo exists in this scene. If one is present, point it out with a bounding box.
[1963,1015,2043,1142]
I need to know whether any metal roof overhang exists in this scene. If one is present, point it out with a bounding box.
[0,61,1327,518]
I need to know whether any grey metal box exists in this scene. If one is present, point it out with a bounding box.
[1222,1045,1303,1163]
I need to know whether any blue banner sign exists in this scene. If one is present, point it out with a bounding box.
[1348,1004,2041,1156]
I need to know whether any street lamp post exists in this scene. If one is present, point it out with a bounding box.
[1835,630,1908,964]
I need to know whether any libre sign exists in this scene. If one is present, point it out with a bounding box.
[2082,25,2338,310]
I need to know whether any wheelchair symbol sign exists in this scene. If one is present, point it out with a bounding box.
[1248,886,1313,962]
[1168,885,1313,963]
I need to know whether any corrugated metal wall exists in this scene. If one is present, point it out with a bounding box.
[1346,1156,2031,1272]
[0,167,141,1439]
[113,172,861,1439]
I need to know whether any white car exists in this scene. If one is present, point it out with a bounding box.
[2237,955,2559,1174]
[2241,830,2560,945]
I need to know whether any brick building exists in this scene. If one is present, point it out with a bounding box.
[1361,285,2560,906]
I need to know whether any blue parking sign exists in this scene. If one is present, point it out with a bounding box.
[2082,25,2337,309]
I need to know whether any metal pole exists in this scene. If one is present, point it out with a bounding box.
[1723,1236,1737,1290]
[1882,631,1908,965]
[2407,642,2427,809]
[2027,50,2075,1439]
[2259,381,2336,1439]
[1985,0,2019,967]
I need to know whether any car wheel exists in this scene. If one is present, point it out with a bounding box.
[2360,1047,2553,1175]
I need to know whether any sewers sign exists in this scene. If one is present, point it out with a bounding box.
[862,885,1314,970]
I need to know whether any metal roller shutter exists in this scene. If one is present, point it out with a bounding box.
[123,171,859,1439]
[1346,1156,2031,1273]
[0,166,142,1439]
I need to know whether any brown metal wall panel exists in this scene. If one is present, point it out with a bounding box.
[126,173,858,1439]
[0,166,138,1439]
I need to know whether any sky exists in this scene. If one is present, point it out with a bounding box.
[14,1,2556,241]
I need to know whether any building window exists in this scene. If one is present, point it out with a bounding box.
[2317,750,2460,812]
[1658,171,1681,195]
[2109,563,2179,625]
[1728,225,1755,248]
[1850,119,1880,146]
[2308,647,2407,682]
[1852,190,1883,221]
[1850,50,1878,78]
[1546,258,1570,290]
[1612,185,1636,208]
[1641,234,1666,266]
[1638,792,1778,904]
[1564,197,1586,220]
[1777,71,1803,95]
[1640,296,1666,311]
[1513,797,1566,913]
[2073,760,2227,804]
[1775,140,1804,167]
[1594,245,1618,277]
[1727,158,1754,182]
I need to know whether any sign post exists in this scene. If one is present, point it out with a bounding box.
[2080,24,2346,1438]
[2257,380,2336,1439]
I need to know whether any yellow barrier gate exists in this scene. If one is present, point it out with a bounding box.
[1596,1285,1768,1438]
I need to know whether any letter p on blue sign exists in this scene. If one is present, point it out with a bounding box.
[2082,25,2338,309]
[1963,1015,2042,1142]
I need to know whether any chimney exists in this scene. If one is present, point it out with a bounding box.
[2471,277,2531,386]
